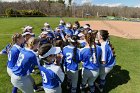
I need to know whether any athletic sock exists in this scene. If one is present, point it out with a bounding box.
[99,79,106,89]
[89,85,95,93]
[12,87,18,93]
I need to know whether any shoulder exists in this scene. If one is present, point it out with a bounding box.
[96,45,101,50]
[51,64,61,73]
[80,47,88,53]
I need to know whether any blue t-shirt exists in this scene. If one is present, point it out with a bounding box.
[39,63,64,89]
[7,44,21,69]
[62,45,80,71]
[101,41,116,67]
[80,45,102,70]
[12,48,39,76]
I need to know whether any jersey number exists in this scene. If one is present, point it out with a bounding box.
[90,53,96,64]
[41,71,47,83]
[66,53,72,63]
[17,53,24,66]
[8,51,11,61]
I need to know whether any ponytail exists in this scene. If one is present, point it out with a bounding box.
[69,35,79,62]
[85,30,98,62]
[72,40,78,62]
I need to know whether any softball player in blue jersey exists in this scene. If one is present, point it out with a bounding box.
[64,23,73,36]
[96,30,116,92]
[38,44,64,93]
[62,35,81,93]
[78,33,86,48]
[59,19,66,31]
[7,33,24,76]
[80,31,102,93]
[7,33,24,93]
[11,37,40,93]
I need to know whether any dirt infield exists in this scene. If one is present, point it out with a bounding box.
[80,20,140,39]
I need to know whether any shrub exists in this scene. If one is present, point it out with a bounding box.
[5,9,46,17]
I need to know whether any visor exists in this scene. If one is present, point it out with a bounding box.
[66,23,71,28]
[83,25,89,29]
[22,26,33,32]
[44,23,50,26]
[78,33,85,37]
[39,47,61,59]
[41,31,48,35]
[60,20,64,24]
[22,32,34,36]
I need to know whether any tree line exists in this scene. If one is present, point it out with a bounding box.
[0,0,140,18]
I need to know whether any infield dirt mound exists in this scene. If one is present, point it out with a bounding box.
[80,20,140,39]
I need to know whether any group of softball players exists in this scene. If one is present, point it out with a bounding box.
[2,19,116,93]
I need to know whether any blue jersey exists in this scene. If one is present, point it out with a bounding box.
[59,25,65,31]
[101,41,116,67]
[7,44,21,69]
[64,28,73,36]
[80,45,102,70]
[54,31,65,40]
[79,40,86,48]
[62,45,80,71]
[73,29,80,35]
[39,63,64,89]
[12,48,39,76]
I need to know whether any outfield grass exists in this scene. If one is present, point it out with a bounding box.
[0,17,140,93]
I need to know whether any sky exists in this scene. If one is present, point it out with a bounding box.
[1,0,140,7]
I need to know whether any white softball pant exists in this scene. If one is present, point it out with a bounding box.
[44,85,61,93]
[99,65,113,80]
[82,68,99,86]
[67,70,78,91]
[11,74,34,93]
[7,67,13,77]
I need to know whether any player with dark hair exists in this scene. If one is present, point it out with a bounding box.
[38,44,64,93]
[62,35,81,93]
[80,31,102,93]
[95,30,116,92]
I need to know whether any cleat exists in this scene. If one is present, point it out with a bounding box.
[95,83,103,93]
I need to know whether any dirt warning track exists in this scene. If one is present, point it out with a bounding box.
[80,20,140,39]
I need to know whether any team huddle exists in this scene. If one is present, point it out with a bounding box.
[1,19,116,93]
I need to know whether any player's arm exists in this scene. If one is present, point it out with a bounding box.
[101,44,106,64]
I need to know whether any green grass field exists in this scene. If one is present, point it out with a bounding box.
[0,17,140,93]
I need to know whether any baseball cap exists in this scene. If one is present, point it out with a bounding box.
[39,46,61,58]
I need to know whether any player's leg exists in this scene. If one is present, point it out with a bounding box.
[66,70,73,89]
[28,75,38,91]
[44,85,61,93]
[7,67,18,93]
[88,69,99,93]
[98,65,113,92]
[71,70,78,93]
[81,68,89,92]
[11,74,34,93]
[7,67,12,77]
